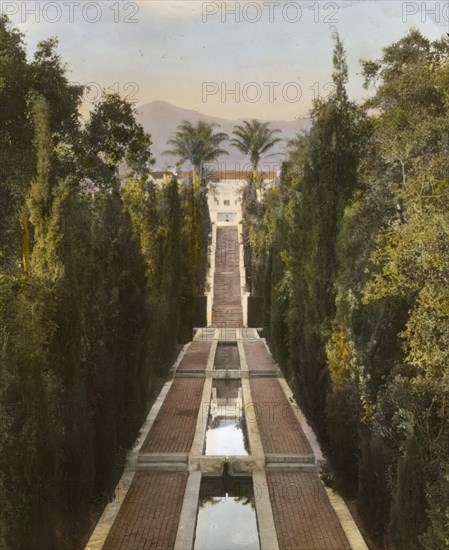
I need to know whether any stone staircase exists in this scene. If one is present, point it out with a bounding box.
[212,227,243,327]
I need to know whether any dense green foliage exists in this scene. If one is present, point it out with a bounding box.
[164,119,225,320]
[233,119,283,293]
[0,17,206,549]
[247,31,449,548]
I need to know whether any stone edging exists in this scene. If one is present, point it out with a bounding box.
[238,340,279,550]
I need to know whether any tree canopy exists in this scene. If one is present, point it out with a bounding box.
[243,29,449,548]
[231,119,282,178]
[0,16,208,549]
[165,120,228,189]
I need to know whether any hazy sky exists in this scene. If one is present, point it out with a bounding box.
[4,1,448,120]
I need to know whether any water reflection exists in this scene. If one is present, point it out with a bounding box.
[194,477,260,550]
[205,415,249,455]
[205,382,250,456]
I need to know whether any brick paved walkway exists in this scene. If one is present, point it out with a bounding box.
[176,341,211,371]
[103,472,188,550]
[243,340,277,372]
[267,472,350,550]
[246,340,353,549]
[141,378,204,453]
[249,378,312,455]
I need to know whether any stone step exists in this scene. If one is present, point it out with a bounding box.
[212,315,243,320]
[174,372,206,378]
[212,290,241,294]
[136,462,189,472]
[265,462,317,472]
[266,453,315,464]
[249,371,277,378]
[138,452,189,463]
[176,368,206,374]
[213,320,243,326]
[212,298,241,301]
[212,370,243,379]
[213,287,241,292]
[212,317,242,322]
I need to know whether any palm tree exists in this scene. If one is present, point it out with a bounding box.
[230,120,283,180]
[164,120,228,190]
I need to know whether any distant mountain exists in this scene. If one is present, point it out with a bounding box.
[136,100,312,171]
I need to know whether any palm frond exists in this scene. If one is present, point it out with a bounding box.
[231,119,283,171]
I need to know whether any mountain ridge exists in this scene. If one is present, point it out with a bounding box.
[135,101,312,170]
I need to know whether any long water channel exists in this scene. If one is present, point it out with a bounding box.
[193,341,260,549]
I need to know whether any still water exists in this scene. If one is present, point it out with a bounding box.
[204,415,249,455]
[194,477,260,550]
